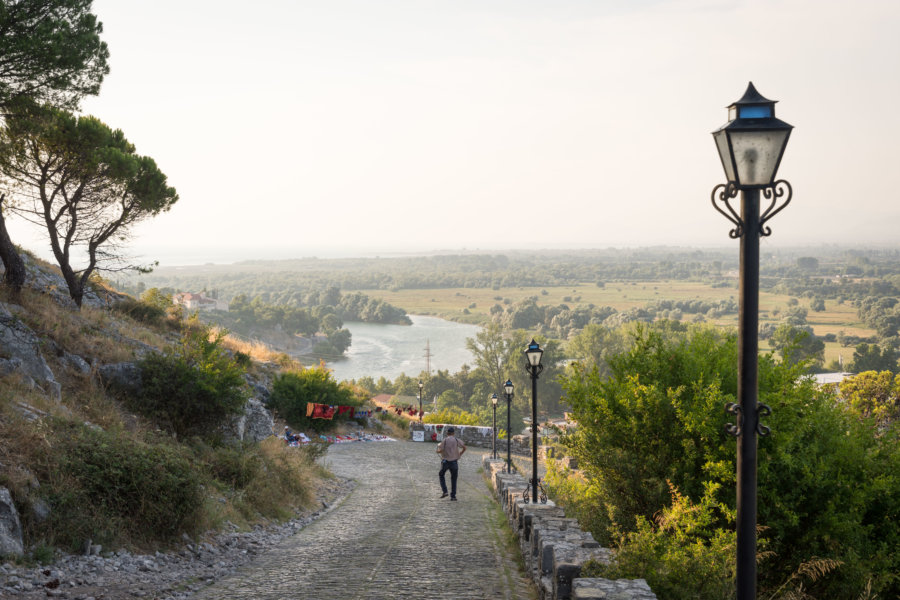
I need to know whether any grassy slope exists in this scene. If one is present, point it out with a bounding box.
[0,273,336,556]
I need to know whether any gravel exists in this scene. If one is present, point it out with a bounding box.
[0,478,355,600]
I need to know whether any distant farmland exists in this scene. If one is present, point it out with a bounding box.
[347,280,873,366]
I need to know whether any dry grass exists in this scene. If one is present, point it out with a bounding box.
[5,288,170,363]
[217,330,305,372]
[0,385,61,502]
[241,436,328,517]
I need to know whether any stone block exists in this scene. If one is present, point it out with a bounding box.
[554,561,582,600]
[571,578,657,599]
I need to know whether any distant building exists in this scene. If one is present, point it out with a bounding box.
[812,372,854,386]
[173,292,228,312]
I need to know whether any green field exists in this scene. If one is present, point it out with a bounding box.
[348,280,874,367]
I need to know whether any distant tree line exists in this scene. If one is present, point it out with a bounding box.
[128,247,900,375]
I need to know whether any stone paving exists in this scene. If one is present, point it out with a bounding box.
[194,441,537,600]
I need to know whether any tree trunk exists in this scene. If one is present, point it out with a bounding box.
[0,194,26,295]
[59,262,84,308]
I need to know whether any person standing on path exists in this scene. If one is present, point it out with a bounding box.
[436,426,466,500]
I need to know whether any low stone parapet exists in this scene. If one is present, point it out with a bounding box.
[572,578,656,599]
[482,456,657,600]
[410,422,530,455]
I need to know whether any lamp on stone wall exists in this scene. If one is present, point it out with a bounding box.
[503,379,514,474]
[491,393,499,459]
[417,379,424,422]
[524,339,544,504]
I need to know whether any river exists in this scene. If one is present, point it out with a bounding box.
[325,315,481,382]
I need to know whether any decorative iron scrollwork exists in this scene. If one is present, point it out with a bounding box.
[757,403,773,436]
[711,182,742,238]
[759,180,792,237]
[724,402,742,437]
[724,402,773,437]
[711,180,793,238]
[521,478,548,504]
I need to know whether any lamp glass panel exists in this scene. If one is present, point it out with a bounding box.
[526,349,543,367]
[713,130,736,182]
[738,105,772,118]
[730,130,789,186]
[504,382,514,395]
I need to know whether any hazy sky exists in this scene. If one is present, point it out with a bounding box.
[11,0,900,264]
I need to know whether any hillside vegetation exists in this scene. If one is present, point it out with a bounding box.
[0,253,354,560]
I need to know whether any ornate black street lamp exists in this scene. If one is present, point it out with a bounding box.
[711,82,793,600]
[417,379,424,422]
[503,379,514,474]
[491,393,499,459]
[524,339,544,504]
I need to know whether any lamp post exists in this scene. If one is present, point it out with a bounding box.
[417,379,424,422]
[711,82,793,600]
[504,379,514,474]
[524,339,544,504]
[491,393,499,459]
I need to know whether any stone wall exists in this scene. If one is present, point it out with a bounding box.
[482,456,658,600]
[408,422,530,456]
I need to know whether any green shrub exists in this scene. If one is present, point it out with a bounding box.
[33,423,204,550]
[135,323,247,437]
[200,443,265,489]
[29,544,55,565]
[588,482,736,600]
[560,322,900,598]
[233,351,252,369]
[113,296,166,325]
[270,367,358,432]
[423,407,480,425]
[543,459,611,543]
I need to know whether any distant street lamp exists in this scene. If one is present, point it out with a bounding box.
[418,379,424,422]
[504,379,514,474]
[491,393,499,459]
[711,82,793,600]
[524,339,544,504]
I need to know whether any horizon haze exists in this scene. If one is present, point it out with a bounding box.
[7,0,900,267]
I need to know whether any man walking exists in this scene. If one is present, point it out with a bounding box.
[436,426,466,500]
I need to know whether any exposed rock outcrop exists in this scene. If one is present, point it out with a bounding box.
[97,361,143,396]
[0,487,24,557]
[0,303,60,400]
[224,398,275,444]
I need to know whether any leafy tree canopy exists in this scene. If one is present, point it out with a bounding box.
[558,322,900,597]
[838,370,900,428]
[0,0,109,108]
[0,100,178,305]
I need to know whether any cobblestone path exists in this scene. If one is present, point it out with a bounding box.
[195,441,536,600]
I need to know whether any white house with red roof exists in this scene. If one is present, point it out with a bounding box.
[172,292,228,312]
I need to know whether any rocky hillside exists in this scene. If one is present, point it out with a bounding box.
[0,251,324,567]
